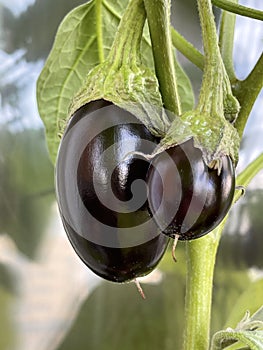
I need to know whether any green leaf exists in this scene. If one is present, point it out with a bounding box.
[173,51,195,112]
[211,330,263,350]
[211,306,263,350]
[37,0,130,163]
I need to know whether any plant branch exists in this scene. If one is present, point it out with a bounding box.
[235,152,263,202]
[144,0,181,117]
[219,0,238,83]
[171,27,204,70]
[212,0,263,21]
[234,52,263,138]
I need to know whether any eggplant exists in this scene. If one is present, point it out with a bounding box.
[56,100,169,282]
[147,138,235,240]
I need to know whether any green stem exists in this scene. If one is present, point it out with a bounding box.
[234,52,263,138]
[171,27,204,70]
[219,0,238,83]
[235,152,263,200]
[107,0,146,68]
[183,1,226,349]
[183,232,222,350]
[212,0,263,21]
[104,0,206,71]
[144,0,181,117]
[197,0,224,116]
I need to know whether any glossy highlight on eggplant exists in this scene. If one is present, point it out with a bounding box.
[55,100,169,282]
[147,139,235,240]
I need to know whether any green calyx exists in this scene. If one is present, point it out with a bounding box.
[68,0,170,138]
[157,109,239,170]
[156,0,240,170]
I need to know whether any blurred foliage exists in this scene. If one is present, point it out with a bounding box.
[225,278,263,329]
[58,248,187,350]
[0,127,54,258]
[0,286,16,350]
[0,263,16,294]
[2,0,85,61]
[57,244,252,350]
[218,189,263,269]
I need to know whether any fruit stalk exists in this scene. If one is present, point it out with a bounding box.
[197,0,225,117]
[144,0,181,117]
[107,0,146,67]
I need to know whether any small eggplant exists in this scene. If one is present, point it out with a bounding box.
[146,139,235,240]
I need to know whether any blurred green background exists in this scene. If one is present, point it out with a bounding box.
[0,0,263,349]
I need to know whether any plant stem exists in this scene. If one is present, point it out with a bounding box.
[184,233,221,350]
[183,1,226,349]
[171,27,204,70]
[212,0,263,21]
[103,0,206,71]
[219,0,238,83]
[197,0,224,116]
[234,52,263,138]
[144,0,181,117]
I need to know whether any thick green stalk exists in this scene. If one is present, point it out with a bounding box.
[197,0,225,116]
[144,0,181,117]
[184,232,222,350]
[107,0,146,67]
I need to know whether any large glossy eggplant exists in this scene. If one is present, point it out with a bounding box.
[56,100,169,282]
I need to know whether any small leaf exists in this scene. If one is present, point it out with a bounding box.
[211,306,263,350]
[236,307,263,332]
[212,330,263,350]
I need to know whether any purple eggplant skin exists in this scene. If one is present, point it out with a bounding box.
[147,138,235,241]
[55,100,169,283]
